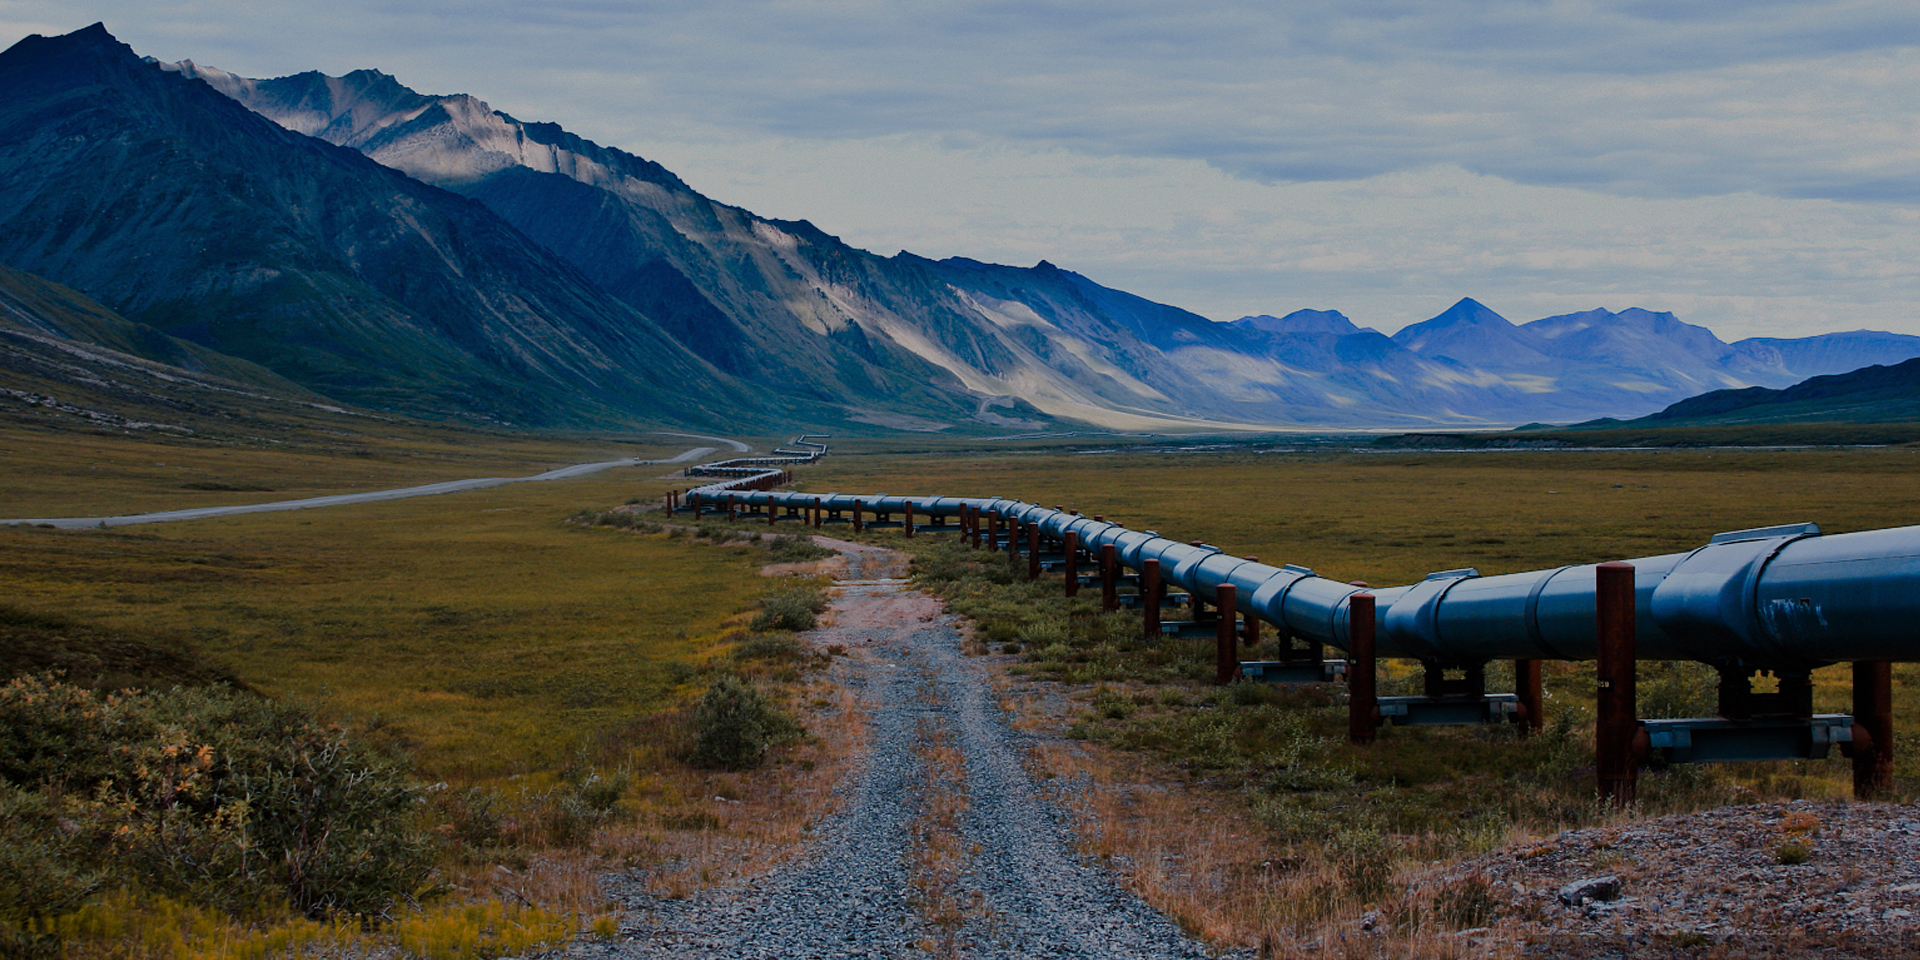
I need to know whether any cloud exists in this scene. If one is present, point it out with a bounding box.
[25,1,1920,204]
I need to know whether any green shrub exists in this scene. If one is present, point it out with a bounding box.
[0,675,431,920]
[0,783,105,926]
[732,632,806,663]
[539,755,633,848]
[751,584,829,632]
[689,677,802,771]
[765,535,835,564]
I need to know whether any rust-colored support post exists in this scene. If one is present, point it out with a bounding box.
[664,494,671,512]
[1853,660,1894,799]
[1595,561,1640,807]
[1348,594,1378,745]
[768,497,778,526]
[727,495,737,521]
[1516,659,1544,735]
[905,502,915,538]
[1027,523,1041,581]
[813,498,823,529]
[1242,557,1261,648]
[1215,583,1239,685]
[1063,531,1079,597]
[1100,544,1118,612]
[853,499,864,533]
[1143,558,1162,640]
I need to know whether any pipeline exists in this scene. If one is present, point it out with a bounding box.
[684,476,1920,674]
[678,442,1912,798]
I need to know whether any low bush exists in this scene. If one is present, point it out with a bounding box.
[541,759,634,848]
[689,677,803,771]
[764,534,835,563]
[0,675,431,924]
[732,632,806,663]
[751,584,830,632]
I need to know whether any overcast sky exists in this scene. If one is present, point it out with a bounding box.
[7,1,1920,339]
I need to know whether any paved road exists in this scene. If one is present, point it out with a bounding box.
[2,444,720,529]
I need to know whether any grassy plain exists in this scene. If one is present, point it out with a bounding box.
[802,444,1920,584]
[0,465,761,780]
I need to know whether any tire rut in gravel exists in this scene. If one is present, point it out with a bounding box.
[587,547,1221,960]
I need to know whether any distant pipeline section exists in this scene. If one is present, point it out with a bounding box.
[673,444,1911,801]
[675,434,830,492]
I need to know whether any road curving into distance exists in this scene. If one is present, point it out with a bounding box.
[2,442,727,530]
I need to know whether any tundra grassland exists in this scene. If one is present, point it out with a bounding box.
[798,445,1920,956]
[0,427,844,959]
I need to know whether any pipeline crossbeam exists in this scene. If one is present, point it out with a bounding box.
[683,479,1920,670]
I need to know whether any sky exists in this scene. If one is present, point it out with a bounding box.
[6,1,1920,339]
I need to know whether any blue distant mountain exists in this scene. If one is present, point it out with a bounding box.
[4,24,1916,432]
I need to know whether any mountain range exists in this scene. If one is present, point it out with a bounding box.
[2,24,1916,434]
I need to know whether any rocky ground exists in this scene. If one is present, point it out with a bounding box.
[1408,800,1920,958]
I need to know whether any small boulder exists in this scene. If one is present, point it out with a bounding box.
[1558,875,1622,907]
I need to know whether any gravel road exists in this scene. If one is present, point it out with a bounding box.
[588,542,1223,959]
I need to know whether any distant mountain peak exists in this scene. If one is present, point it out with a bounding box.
[1390,299,1548,368]
[1231,310,1362,338]
[1434,297,1505,323]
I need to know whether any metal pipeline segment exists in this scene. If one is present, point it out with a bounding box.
[685,484,1920,671]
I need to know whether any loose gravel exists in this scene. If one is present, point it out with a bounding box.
[585,544,1223,959]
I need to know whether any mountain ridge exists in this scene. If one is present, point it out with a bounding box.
[4,24,1918,434]
[0,24,750,429]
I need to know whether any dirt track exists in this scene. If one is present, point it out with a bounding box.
[593,539,1224,959]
